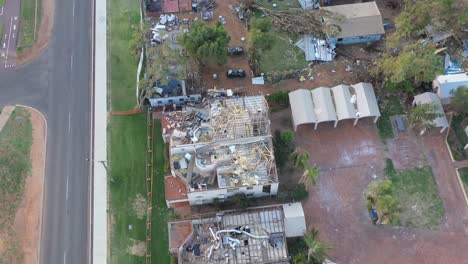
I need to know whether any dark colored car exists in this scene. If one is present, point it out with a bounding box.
[227,46,244,56]
[226,69,246,78]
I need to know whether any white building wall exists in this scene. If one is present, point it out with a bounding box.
[187,183,279,205]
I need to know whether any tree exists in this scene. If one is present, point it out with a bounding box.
[290,148,310,169]
[450,86,468,113]
[249,18,275,51]
[366,179,400,224]
[128,26,144,59]
[304,228,331,264]
[300,166,320,187]
[377,43,443,85]
[182,21,230,65]
[408,103,443,133]
[281,130,294,145]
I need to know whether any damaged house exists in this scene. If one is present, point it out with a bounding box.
[168,203,307,263]
[296,1,385,61]
[163,96,279,207]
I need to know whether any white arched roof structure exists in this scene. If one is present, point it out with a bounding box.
[288,89,317,130]
[289,83,381,130]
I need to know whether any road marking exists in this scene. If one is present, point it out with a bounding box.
[5,17,13,60]
[0,6,4,16]
[64,250,67,264]
[70,54,74,72]
[66,176,69,200]
[68,112,72,133]
[14,16,17,20]
[72,0,76,17]
[13,24,16,31]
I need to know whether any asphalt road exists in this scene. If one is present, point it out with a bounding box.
[0,0,20,69]
[0,0,93,263]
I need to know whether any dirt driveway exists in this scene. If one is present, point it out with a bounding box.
[295,121,468,264]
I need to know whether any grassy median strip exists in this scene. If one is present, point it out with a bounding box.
[18,0,41,48]
[0,108,32,263]
[108,0,170,263]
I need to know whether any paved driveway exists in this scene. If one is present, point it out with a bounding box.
[296,121,468,264]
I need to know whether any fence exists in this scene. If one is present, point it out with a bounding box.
[145,110,154,264]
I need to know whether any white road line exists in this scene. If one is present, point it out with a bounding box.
[68,112,72,133]
[5,17,13,60]
[70,54,73,72]
[66,176,69,200]
[64,250,67,264]
[72,0,76,17]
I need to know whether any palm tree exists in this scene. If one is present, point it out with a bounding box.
[290,148,310,170]
[409,103,442,134]
[304,228,331,264]
[300,165,320,187]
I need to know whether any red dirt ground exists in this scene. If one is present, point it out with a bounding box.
[13,108,46,264]
[295,121,468,263]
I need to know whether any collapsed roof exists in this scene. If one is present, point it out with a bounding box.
[164,96,278,191]
[169,203,307,263]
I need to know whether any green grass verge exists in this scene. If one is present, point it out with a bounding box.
[376,95,404,143]
[0,107,32,263]
[0,22,4,44]
[460,168,468,194]
[18,0,41,48]
[108,0,170,263]
[108,0,141,111]
[151,120,171,264]
[0,0,4,6]
[258,32,308,73]
[388,164,444,229]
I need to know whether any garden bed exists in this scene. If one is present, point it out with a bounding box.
[447,114,468,161]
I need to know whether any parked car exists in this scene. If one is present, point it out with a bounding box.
[227,46,244,56]
[226,69,246,78]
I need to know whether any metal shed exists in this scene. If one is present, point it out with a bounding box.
[289,89,317,130]
[311,87,338,129]
[412,92,449,134]
[351,82,381,124]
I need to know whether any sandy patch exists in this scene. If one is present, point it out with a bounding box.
[128,239,145,257]
[13,108,46,264]
[131,193,147,220]
[17,0,55,65]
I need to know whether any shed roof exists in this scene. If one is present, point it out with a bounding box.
[282,203,307,238]
[311,87,337,123]
[351,82,381,118]
[331,85,357,120]
[289,89,317,129]
[322,2,385,39]
[413,92,449,128]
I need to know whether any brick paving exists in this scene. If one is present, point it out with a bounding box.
[296,121,468,264]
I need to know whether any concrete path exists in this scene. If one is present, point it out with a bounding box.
[0,105,15,131]
[93,0,107,263]
[453,159,468,169]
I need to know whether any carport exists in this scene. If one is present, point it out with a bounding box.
[289,82,381,131]
[412,92,449,134]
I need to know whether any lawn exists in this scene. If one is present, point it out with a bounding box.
[108,0,170,263]
[0,0,4,6]
[257,32,308,73]
[0,107,32,263]
[18,0,41,48]
[388,164,444,229]
[376,95,404,143]
[447,114,468,161]
[459,168,468,194]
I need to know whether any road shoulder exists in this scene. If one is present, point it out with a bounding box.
[13,107,46,264]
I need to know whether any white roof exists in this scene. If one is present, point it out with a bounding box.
[322,2,385,39]
[331,85,357,120]
[311,87,337,123]
[352,82,381,118]
[282,203,306,238]
[436,73,468,83]
[289,83,380,130]
[413,92,449,128]
[289,89,317,129]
